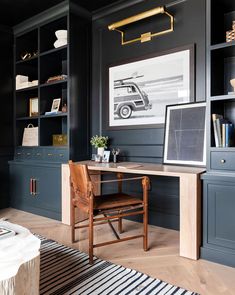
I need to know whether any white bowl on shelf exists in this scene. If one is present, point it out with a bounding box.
[55,30,67,39]
[54,39,67,48]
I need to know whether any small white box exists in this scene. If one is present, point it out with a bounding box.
[16,75,28,84]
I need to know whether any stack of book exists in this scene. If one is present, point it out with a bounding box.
[212,114,234,147]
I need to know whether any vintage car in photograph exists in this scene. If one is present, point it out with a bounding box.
[114,81,152,119]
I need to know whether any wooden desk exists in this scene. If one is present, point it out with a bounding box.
[62,161,205,260]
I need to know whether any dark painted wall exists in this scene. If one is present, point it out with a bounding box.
[0,25,13,208]
[92,0,206,229]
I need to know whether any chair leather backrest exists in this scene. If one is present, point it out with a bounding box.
[69,162,92,211]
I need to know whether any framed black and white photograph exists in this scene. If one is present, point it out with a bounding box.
[102,151,110,163]
[108,45,194,129]
[51,98,61,113]
[163,102,206,166]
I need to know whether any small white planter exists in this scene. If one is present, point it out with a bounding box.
[97,147,104,157]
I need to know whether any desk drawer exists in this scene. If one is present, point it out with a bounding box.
[211,151,235,171]
[43,148,68,162]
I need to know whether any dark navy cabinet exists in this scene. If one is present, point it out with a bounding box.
[201,174,235,267]
[9,162,61,220]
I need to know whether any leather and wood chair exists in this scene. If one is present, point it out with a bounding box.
[69,161,150,264]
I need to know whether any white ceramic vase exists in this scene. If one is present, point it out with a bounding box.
[97,147,104,157]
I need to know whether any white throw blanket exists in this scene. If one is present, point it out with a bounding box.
[0,220,41,281]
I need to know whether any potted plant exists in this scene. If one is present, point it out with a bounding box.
[90,135,108,157]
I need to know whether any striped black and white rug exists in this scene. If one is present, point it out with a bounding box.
[39,237,199,295]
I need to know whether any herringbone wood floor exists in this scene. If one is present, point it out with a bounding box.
[1,208,235,295]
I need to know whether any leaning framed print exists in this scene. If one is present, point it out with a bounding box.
[108,45,194,129]
[163,102,206,166]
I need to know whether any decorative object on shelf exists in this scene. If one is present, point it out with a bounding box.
[226,20,235,42]
[94,154,102,162]
[16,75,38,90]
[54,29,67,48]
[16,75,28,89]
[102,151,110,162]
[51,98,61,112]
[20,52,31,60]
[112,148,120,163]
[62,103,67,113]
[46,74,67,83]
[163,102,206,166]
[90,135,108,157]
[44,98,61,115]
[22,123,38,146]
[108,45,194,129]
[52,134,67,146]
[29,97,38,117]
[20,50,38,61]
[108,6,174,45]
[230,78,235,93]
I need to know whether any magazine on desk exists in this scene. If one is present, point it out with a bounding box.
[0,227,15,240]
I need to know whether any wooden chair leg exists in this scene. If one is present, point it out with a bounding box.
[89,213,94,264]
[118,217,123,234]
[143,208,148,251]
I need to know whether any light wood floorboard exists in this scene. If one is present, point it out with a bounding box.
[1,208,235,295]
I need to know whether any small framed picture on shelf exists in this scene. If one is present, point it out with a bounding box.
[102,151,110,163]
[29,97,38,117]
[51,98,61,113]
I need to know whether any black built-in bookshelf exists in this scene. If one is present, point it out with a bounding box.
[201,0,235,268]
[9,1,91,220]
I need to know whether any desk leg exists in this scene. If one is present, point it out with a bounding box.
[61,164,100,225]
[179,174,201,260]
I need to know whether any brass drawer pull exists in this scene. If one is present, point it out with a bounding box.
[17,153,21,155]
[59,154,64,157]
[48,153,53,156]
[36,153,41,156]
[26,153,31,155]
[220,159,226,164]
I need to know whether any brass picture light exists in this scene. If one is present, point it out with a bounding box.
[108,6,174,45]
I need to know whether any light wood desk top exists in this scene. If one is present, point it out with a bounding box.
[78,160,205,177]
[62,161,205,261]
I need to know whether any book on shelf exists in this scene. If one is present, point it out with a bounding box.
[0,226,15,240]
[44,111,62,115]
[212,114,223,147]
[212,114,234,147]
[224,123,234,147]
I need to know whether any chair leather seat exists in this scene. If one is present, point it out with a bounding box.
[94,193,143,210]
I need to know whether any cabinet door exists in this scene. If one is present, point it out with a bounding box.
[207,183,235,250]
[10,164,33,209]
[32,166,61,215]
[10,162,61,220]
